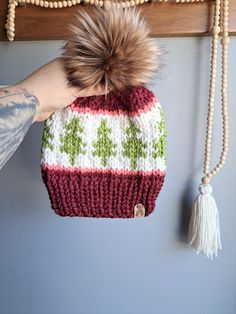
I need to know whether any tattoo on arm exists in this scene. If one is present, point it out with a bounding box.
[0,88,39,170]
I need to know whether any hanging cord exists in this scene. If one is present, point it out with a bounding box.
[188,0,230,259]
[203,0,229,185]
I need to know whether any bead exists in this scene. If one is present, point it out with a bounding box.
[7,11,16,17]
[8,25,14,32]
[8,8,15,14]
[221,150,227,159]
[221,37,230,45]
[8,3,15,9]
[202,176,210,184]
[8,30,14,37]
[212,25,221,34]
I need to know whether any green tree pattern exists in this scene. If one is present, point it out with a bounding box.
[59,117,86,165]
[122,121,147,170]
[41,121,54,153]
[152,107,167,163]
[92,119,116,166]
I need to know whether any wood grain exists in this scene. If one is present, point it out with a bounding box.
[0,0,236,41]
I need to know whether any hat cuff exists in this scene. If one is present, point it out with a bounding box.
[41,166,166,218]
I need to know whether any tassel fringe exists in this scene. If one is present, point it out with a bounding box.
[188,183,222,259]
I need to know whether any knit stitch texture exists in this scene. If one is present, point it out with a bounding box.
[41,85,167,218]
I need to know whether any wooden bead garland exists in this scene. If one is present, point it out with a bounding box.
[5,0,206,41]
[188,0,229,258]
[202,0,229,185]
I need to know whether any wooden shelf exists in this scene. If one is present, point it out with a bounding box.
[0,0,236,41]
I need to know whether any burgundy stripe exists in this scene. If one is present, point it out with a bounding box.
[70,100,157,116]
[41,167,166,218]
[70,85,157,115]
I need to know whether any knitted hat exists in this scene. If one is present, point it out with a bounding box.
[40,4,167,217]
[40,86,167,217]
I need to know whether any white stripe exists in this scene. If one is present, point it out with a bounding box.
[41,101,167,172]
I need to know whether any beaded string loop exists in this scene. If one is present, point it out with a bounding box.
[202,0,229,184]
[202,0,221,183]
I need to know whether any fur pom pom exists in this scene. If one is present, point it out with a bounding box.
[60,3,160,92]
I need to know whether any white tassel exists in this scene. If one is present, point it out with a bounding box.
[188,183,222,259]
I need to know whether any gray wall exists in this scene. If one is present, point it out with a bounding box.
[0,38,235,314]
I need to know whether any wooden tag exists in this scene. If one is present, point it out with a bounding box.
[134,204,146,218]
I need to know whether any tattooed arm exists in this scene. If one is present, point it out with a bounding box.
[0,58,108,170]
[0,87,39,170]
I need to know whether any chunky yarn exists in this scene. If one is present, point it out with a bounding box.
[41,86,167,218]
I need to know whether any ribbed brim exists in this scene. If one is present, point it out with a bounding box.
[41,166,165,218]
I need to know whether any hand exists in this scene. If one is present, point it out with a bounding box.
[14,58,109,122]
